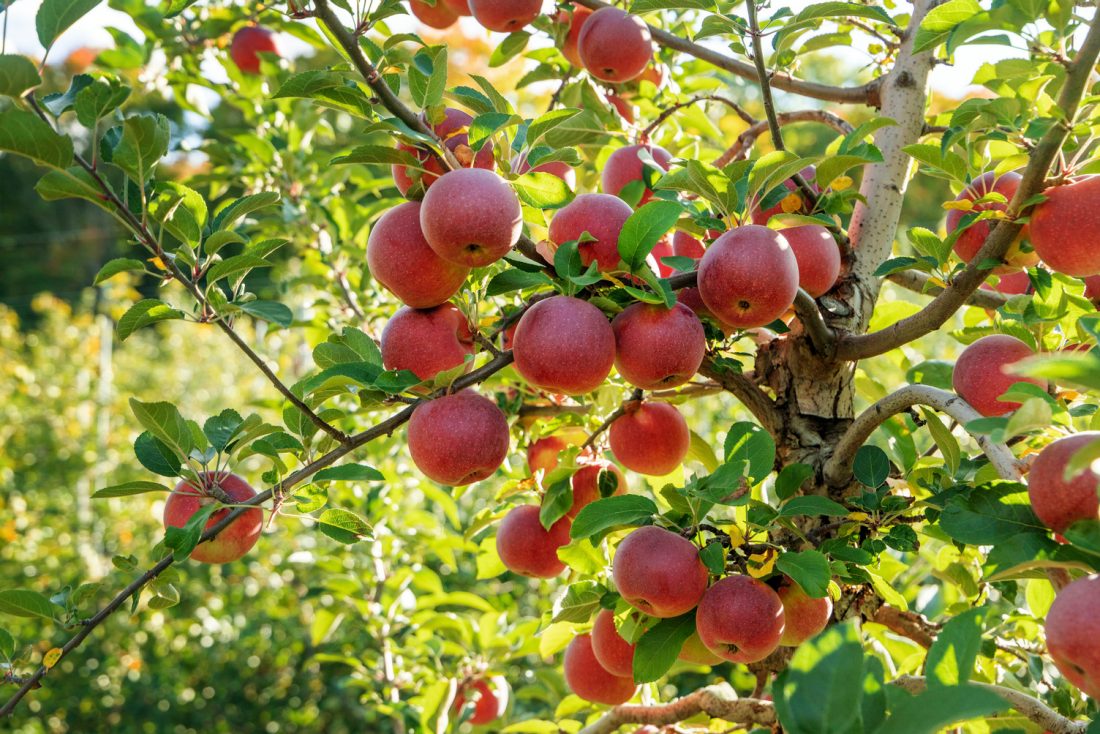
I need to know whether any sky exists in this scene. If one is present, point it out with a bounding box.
[1,0,1025,99]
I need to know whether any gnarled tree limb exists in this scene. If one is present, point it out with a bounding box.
[698,356,782,436]
[823,384,1024,487]
[577,683,776,734]
[887,269,1010,311]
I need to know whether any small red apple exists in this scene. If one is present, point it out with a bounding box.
[577,8,653,83]
[591,608,636,678]
[452,676,509,724]
[563,634,637,705]
[951,334,1046,417]
[497,504,571,578]
[163,472,263,564]
[601,144,672,206]
[1028,432,1100,533]
[229,26,279,75]
[696,575,785,663]
[612,525,708,618]
[367,201,470,309]
[609,401,690,476]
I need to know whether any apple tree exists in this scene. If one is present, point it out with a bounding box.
[1,0,1100,731]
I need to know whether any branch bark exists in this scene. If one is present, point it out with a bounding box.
[571,0,880,105]
[887,269,1009,310]
[792,288,836,356]
[823,384,1024,487]
[698,356,782,435]
[577,683,776,734]
[838,10,1100,360]
[714,109,855,166]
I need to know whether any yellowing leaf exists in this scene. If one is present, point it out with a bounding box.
[847,511,871,522]
[747,548,777,578]
[829,175,853,191]
[942,200,973,211]
[781,192,803,213]
[43,647,62,669]
[724,524,746,548]
[539,622,575,660]
[148,256,167,271]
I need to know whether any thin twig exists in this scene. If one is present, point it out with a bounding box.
[714,109,855,167]
[583,389,643,449]
[639,94,756,142]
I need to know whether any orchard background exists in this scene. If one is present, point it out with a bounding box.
[2,0,1100,732]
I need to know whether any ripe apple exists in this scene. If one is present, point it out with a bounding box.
[671,230,706,259]
[647,235,675,278]
[951,334,1046,417]
[606,93,635,125]
[612,525,708,618]
[442,0,472,14]
[981,269,1033,296]
[612,302,705,389]
[601,144,672,206]
[678,629,723,665]
[380,304,474,381]
[229,26,278,75]
[163,472,263,564]
[548,193,634,271]
[1030,176,1100,277]
[1045,574,1100,698]
[563,634,637,705]
[697,225,799,329]
[420,168,523,267]
[591,609,636,678]
[696,575,785,663]
[569,457,627,518]
[452,676,509,724]
[409,0,459,28]
[750,166,818,224]
[1084,274,1100,304]
[558,4,593,67]
[777,578,832,646]
[609,401,689,476]
[528,435,569,475]
[512,296,616,395]
[945,171,1035,270]
[392,108,495,196]
[367,201,470,308]
[469,0,542,32]
[514,151,577,189]
[577,8,653,83]
[1027,432,1100,533]
[780,224,841,297]
[407,390,510,485]
[496,505,571,578]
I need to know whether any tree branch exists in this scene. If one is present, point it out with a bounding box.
[0,350,516,717]
[577,683,776,734]
[792,288,836,356]
[838,10,1100,360]
[887,269,1009,311]
[823,384,1024,487]
[713,109,854,167]
[872,604,938,648]
[571,0,880,105]
[698,356,782,436]
[640,94,756,142]
[891,676,1088,734]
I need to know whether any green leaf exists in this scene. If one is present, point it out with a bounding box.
[129,399,193,458]
[164,503,218,560]
[113,113,170,183]
[632,612,697,683]
[570,495,658,540]
[41,74,93,116]
[814,153,883,191]
[0,107,74,169]
[0,590,58,620]
[875,684,1007,734]
[205,255,273,285]
[526,108,581,147]
[776,551,831,598]
[540,478,574,530]
[0,55,41,97]
[1015,353,1100,392]
[134,432,182,477]
[925,607,987,688]
[74,78,130,126]
[629,0,710,10]
[513,171,574,209]
[485,268,552,296]
[617,200,682,273]
[148,182,206,245]
[789,2,894,26]
[317,508,372,544]
[551,580,606,623]
[92,480,172,498]
[203,409,243,452]
[488,31,529,67]
[853,445,890,488]
[903,143,966,181]
[212,191,280,231]
[939,483,1045,545]
[0,628,15,659]
[774,620,865,734]
[775,463,813,500]
[779,496,849,518]
[238,300,293,328]
[724,421,776,484]
[331,144,420,166]
[93,258,146,284]
[116,299,185,341]
[921,408,960,475]
[36,0,102,49]
[313,464,385,482]
[35,165,116,217]
[408,45,448,109]
[699,542,725,574]
[467,111,513,152]
[913,0,983,53]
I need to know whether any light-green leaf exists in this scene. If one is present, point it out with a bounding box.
[313,464,385,482]
[213,191,280,231]
[116,299,186,341]
[0,589,58,620]
[92,481,172,498]
[0,55,41,97]
[776,551,831,598]
[913,0,983,53]
[617,200,682,273]
[113,114,170,183]
[925,607,987,688]
[129,399,194,459]
[570,495,658,540]
[513,171,574,209]
[0,107,74,169]
[36,0,102,49]
[317,508,373,544]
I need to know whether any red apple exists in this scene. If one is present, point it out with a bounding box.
[1028,432,1100,533]
[981,270,1033,296]
[563,634,637,705]
[1084,274,1100,304]
[777,578,832,647]
[696,575,785,663]
[229,26,278,75]
[514,151,577,189]
[548,193,634,272]
[497,505,571,578]
[946,171,1035,271]
[367,201,470,308]
[163,472,263,564]
[380,304,474,381]
[407,390,510,485]
[469,0,542,32]
[577,7,652,83]
[601,144,672,206]
[780,224,841,297]
[697,225,799,329]
[1045,574,1100,698]
[1030,176,1100,277]
[569,457,627,518]
[442,0,472,14]
[453,676,509,724]
[612,302,705,389]
[591,609,636,678]
[559,4,593,67]
[671,230,706,260]
[951,334,1046,417]
[750,166,818,224]
[606,93,635,125]
[392,108,495,196]
[409,0,459,28]
[612,525,708,618]
[609,401,689,476]
[420,168,523,267]
[512,296,616,395]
